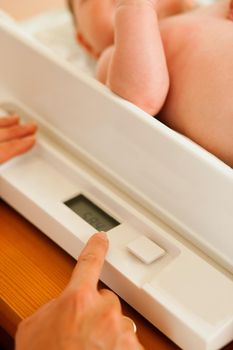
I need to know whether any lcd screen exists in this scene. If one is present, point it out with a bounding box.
[64,194,120,231]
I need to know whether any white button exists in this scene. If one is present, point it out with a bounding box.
[127,235,165,264]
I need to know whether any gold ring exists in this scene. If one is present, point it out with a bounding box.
[122,316,137,333]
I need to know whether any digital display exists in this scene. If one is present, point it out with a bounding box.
[64,194,120,231]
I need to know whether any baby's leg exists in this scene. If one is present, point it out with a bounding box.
[96,0,169,115]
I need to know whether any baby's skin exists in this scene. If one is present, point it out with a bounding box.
[71,0,233,167]
[159,1,233,167]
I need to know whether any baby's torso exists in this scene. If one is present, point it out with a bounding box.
[158,0,233,149]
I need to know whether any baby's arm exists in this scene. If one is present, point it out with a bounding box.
[96,0,169,115]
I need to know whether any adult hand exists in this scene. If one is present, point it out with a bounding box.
[15,232,144,350]
[0,114,37,164]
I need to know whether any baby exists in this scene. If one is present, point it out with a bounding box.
[68,0,233,167]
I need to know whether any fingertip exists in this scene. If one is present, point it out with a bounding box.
[90,232,109,249]
[0,135,36,164]
[24,135,36,142]
[94,231,108,241]
[21,135,37,149]
[27,122,38,131]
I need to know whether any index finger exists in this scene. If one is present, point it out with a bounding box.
[67,232,109,290]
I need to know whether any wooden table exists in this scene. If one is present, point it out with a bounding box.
[0,199,180,350]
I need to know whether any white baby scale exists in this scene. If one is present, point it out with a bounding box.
[0,9,233,350]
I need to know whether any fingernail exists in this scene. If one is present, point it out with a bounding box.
[96,231,108,241]
[24,135,36,143]
[27,122,37,127]
[24,123,38,132]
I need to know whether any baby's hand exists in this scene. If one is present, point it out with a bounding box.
[0,114,37,164]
